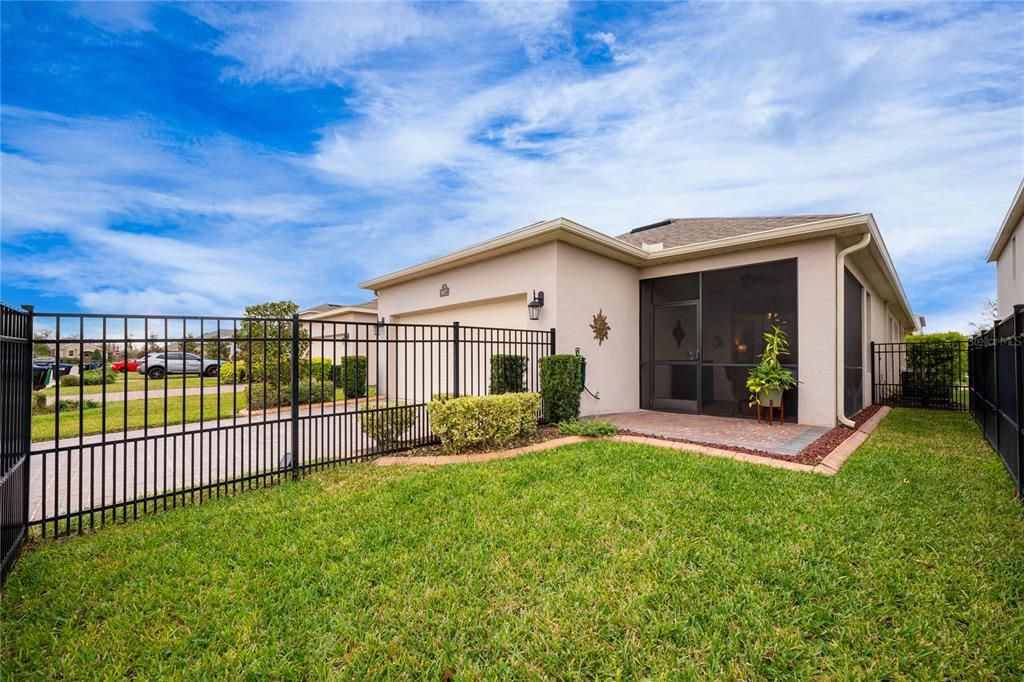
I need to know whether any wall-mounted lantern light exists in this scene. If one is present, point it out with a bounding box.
[527,290,545,321]
[374,317,385,337]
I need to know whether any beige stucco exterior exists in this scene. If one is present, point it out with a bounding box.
[995,212,1024,319]
[363,215,916,428]
[301,308,379,385]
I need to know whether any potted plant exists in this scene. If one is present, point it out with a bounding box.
[746,326,799,407]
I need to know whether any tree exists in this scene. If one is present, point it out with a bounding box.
[181,332,199,355]
[235,300,309,383]
[968,298,1000,335]
[33,329,54,358]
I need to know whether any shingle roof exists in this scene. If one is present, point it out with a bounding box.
[302,299,378,314]
[616,215,855,249]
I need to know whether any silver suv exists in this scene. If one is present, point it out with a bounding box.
[136,352,219,379]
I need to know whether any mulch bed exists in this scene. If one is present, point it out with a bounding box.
[618,404,883,467]
[390,425,563,457]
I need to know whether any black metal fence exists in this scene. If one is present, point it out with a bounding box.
[1,304,32,583]
[871,341,969,412]
[16,310,553,546]
[970,307,1024,497]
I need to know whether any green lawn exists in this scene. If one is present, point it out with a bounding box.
[4,410,1023,678]
[38,374,220,396]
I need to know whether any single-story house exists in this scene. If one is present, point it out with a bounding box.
[987,177,1024,320]
[358,214,917,428]
[300,300,380,372]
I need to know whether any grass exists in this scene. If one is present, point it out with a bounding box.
[38,375,220,396]
[4,410,1023,678]
[31,385,359,441]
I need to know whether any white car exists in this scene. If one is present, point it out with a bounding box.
[136,352,219,379]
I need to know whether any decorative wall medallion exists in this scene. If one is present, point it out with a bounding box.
[672,319,686,347]
[590,310,611,345]
[439,283,449,297]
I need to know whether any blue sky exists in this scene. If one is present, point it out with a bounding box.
[1,1,1022,331]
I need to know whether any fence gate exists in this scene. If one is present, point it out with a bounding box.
[1,304,32,583]
[871,340,969,412]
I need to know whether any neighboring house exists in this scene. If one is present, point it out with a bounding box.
[300,300,380,376]
[35,341,105,360]
[987,178,1024,319]
[359,214,917,428]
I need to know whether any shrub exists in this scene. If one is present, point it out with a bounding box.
[359,402,419,448]
[427,392,541,453]
[336,356,369,398]
[539,355,582,423]
[32,393,47,414]
[81,369,116,386]
[301,358,334,381]
[60,375,80,387]
[219,360,247,385]
[490,354,527,394]
[557,419,617,437]
[247,380,336,411]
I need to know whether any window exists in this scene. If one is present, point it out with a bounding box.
[185,353,200,361]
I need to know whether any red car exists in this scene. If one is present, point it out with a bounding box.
[111,358,140,373]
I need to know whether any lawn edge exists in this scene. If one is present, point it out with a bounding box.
[374,407,892,474]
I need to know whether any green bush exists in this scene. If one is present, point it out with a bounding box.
[557,419,617,437]
[81,369,116,386]
[218,360,247,385]
[336,356,369,398]
[359,402,419,448]
[427,392,541,453]
[490,354,527,394]
[247,380,336,411]
[60,375,80,387]
[904,331,968,404]
[539,355,582,423]
[32,393,47,414]
[301,358,334,381]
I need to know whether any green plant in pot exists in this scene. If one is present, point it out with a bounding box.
[746,326,798,407]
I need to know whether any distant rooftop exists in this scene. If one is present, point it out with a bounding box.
[302,299,378,315]
[616,215,855,249]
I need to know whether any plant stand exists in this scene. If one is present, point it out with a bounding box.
[756,399,784,425]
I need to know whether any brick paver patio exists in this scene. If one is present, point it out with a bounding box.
[597,410,828,455]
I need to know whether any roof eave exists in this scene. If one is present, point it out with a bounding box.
[986,178,1024,262]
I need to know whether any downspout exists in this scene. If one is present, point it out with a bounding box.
[836,232,872,428]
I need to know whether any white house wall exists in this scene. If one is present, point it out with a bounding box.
[996,212,1024,319]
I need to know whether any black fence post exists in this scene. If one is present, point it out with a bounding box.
[870,341,876,405]
[993,320,1001,456]
[452,321,460,398]
[1015,305,1024,497]
[290,313,300,480]
[550,327,557,356]
[22,305,33,537]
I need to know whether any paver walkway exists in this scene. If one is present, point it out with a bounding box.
[44,384,246,405]
[597,410,828,455]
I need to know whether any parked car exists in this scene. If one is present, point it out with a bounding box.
[33,357,73,376]
[111,358,140,373]
[136,352,219,379]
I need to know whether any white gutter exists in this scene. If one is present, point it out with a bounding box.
[836,232,871,428]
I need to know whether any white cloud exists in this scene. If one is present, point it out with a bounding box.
[3,2,1022,327]
[72,1,153,33]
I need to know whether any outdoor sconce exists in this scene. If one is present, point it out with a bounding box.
[527,290,545,321]
[374,317,385,337]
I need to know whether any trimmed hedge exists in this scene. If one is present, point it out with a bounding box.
[359,402,419,448]
[490,354,527,394]
[539,354,582,423]
[81,369,117,386]
[60,375,80,387]
[301,358,334,381]
[335,356,369,398]
[248,380,336,411]
[427,392,541,453]
[218,360,247,385]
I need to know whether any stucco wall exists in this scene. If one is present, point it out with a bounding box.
[553,242,640,415]
[302,310,379,384]
[996,213,1024,319]
[639,238,839,428]
[845,258,905,414]
[373,241,640,414]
